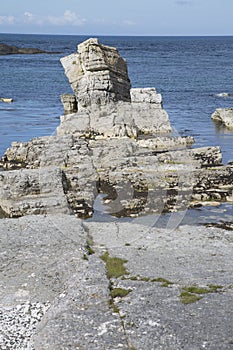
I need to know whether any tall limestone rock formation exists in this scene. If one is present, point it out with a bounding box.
[59,38,172,138]
[60,38,131,108]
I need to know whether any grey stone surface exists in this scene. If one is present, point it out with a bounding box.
[211,108,233,129]
[1,132,232,219]
[1,216,233,349]
[0,215,233,350]
[87,221,233,350]
[33,254,129,350]
[0,167,70,217]
[0,215,87,349]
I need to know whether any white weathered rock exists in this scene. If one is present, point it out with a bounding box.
[0,97,13,103]
[130,88,162,105]
[61,38,131,108]
[211,108,233,129]
[59,38,172,137]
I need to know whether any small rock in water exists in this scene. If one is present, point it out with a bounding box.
[211,92,232,98]
[0,98,13,103]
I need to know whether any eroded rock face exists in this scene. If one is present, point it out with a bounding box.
[60,38,131,108]
[211,108,233,129]
[59,38,172,138]
[0,167,70,217]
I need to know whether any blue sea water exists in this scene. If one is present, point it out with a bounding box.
[0,34,233,164]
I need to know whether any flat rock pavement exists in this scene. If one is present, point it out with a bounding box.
[0,215,233,349]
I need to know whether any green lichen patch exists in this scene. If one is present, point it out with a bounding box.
[82,254,88,261]
[100,252,129,279]
[151,277,174,287]
[183,284,223,295]
[180,284,224,304]
[86,238,95,255]
[180,291,203,304]
[123,275,174,286]
[182,286,211,295]
[108,299,120,313]
[208,284,224,292]
[110,287,132,299]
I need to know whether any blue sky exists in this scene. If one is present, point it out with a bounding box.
[0,0,232,36]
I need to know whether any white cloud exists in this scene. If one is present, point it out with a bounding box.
[47,10,86,26]
[22,10,86,27]
[0,15,15,25]
[23,12,43,25]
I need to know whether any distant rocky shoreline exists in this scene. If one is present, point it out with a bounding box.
[0,43,59,55]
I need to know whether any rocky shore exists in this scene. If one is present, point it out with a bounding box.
[0,43,59,55]
[0,38,232,349]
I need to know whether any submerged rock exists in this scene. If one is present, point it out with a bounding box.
[0,97,13,103]
[211,108,233,129]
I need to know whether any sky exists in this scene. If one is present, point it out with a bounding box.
[0,0,232,36]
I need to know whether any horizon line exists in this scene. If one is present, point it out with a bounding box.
[0,32,233,38]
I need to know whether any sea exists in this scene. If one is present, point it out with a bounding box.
[0,33,233,225]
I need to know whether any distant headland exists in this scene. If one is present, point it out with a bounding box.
[0,43,60,55]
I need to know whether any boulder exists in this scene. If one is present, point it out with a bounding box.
[211,108,233,129]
